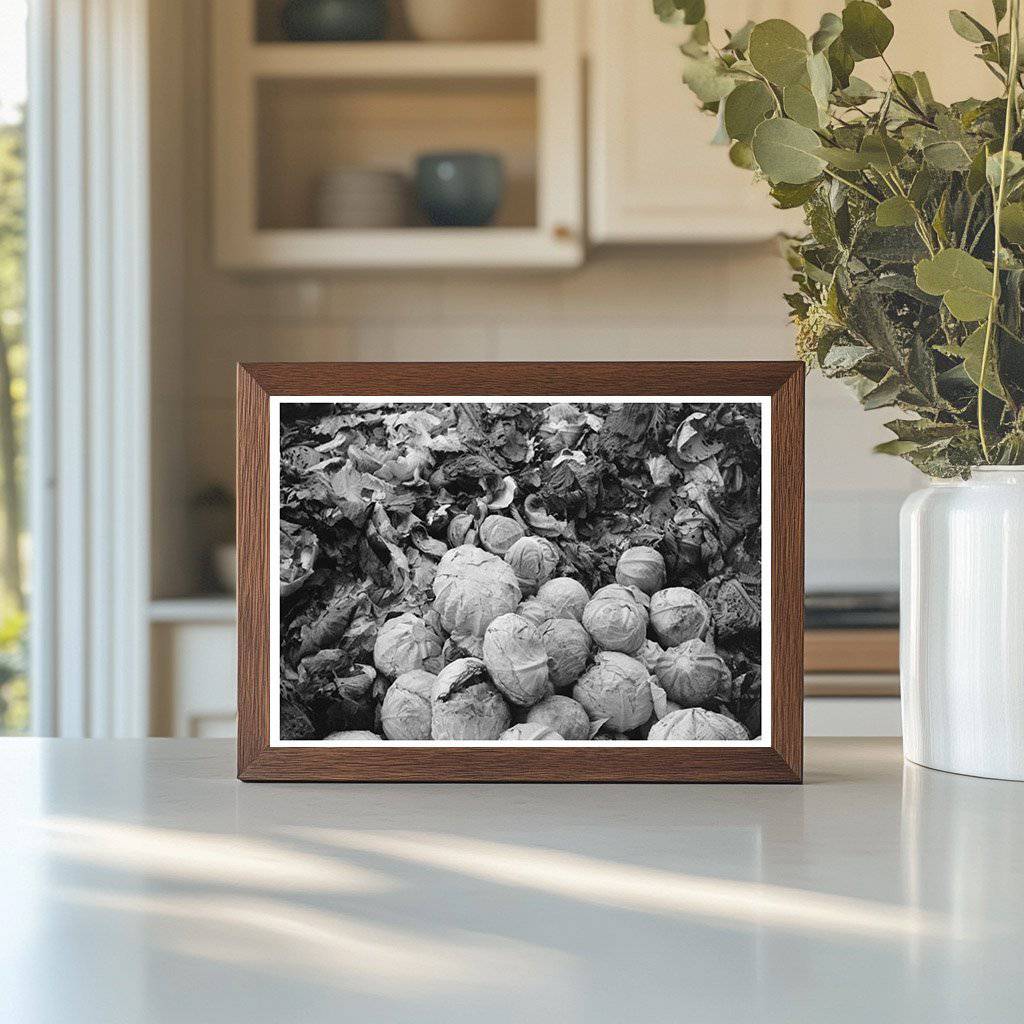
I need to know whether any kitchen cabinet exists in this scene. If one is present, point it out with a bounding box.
[587,0,998,244]
[587,1,811,243]
[211,0,584,269]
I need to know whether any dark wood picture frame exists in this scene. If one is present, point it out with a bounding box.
[237,362,804,782]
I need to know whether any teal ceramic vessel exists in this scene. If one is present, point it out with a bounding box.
[281,0,388,42]
[415,152,505,227]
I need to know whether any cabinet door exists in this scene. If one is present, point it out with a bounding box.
[588,1,1002,245]
[588,1,813,243]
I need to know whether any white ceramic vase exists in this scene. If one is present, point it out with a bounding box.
[900,467,1024,781]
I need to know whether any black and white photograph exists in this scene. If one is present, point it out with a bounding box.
[272,396,768,745]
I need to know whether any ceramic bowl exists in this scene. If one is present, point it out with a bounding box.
[315,168,409,228]
[415,152,505,227]
[404,0,534,42]
[281,0,388,42]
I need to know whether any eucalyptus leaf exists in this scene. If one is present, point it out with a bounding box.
[748,19,809,87]
[1000,202,1024,242]
[810,12,843,54]
[986,150,1024,190]
[862,375,902,409]
[815,146,872,171]
[654,0,705,26]
[836,75,877,104]
[842,1,895,60]
[807,51,833,111]
[915,249,994,321]
[912,71,935,105]
[783,83,822,129]
[875,196,918,228]
[958,325,1007,398]
[770,179,820,209]
[752,117,827,184]
[681,54,737,103]
[860,133,906,173]
[729,140,758,170]
[993,0,1008,24]
[874,439,921,455]
[967,143,994,192]
[948,10,993,44]
[827,35,856,89]
[724,20,755,53]
[923,141,973,171]
[724,81,775,144]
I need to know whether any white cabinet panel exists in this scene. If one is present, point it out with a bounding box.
[587,1,999,244]
[151,621,236,738]
[588,1,811,242]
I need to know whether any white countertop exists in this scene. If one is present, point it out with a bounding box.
[1,738,1021,1023]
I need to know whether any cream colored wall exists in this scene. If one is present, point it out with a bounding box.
[153,0,919,598]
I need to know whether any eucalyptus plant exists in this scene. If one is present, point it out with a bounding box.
[658,0,1024,475]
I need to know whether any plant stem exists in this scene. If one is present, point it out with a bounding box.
[979,0,1021,462]
[821,167,879,203]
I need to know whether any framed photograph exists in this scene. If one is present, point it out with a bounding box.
[237,362,803,782]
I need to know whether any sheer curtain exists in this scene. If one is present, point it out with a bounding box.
[28,0,150,736]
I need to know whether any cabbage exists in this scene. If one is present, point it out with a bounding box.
[504,536,560,596]
[516,597,560,626]
[536,577,590,622]
[432,545,522,636]
[710,577,761,638]
[380,669,435,740]
[446,513,475,547]
[442,633,484,664]
[323,730,382,741]
[525,694,591,740]
[654,638,732,706]
[592,583,649,609]
[615,545,666,596]
[648,708,749,741]
[372,612,443,679]
[582,595,647,654]
[573,652,654,732]
[635,639,666,672]
[478,515,525,556]
[649,587,712,646]
[499,723,565,741]
[280,521,319,596]
[481,613,553,707]
[430,658,512,740]
[538,617,592,688]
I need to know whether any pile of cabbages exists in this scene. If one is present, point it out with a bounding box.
[279,401,762,742]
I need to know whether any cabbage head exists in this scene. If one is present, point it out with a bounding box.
[504,536,560,596]
[649,587,712,646]
[615,546,666,596]
[526,694,591,740]
[482,613,553,707]
[432,545,522,636]
[648,708,749,741]
[430,658,512,740]
[380,669,435,740]
[499,723,564,741]
[373,612,443,679]
[538,617,591,689]
[536,576,590,621]
[654,638,731,706]
[573,652,654,732]
[479,515,525,556]
[582,595,647,654]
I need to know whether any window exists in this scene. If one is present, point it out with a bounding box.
[0,0,28,734]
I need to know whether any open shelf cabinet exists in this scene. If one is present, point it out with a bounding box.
[212,0,583,268]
